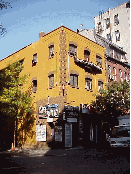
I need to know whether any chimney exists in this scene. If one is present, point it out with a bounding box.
[39,31,45,38]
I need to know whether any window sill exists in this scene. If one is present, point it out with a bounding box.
[70,85,79,89]
[48,86,54,89]
[85,88,93,92]
[48,56,54,60]
[69,54,77,58]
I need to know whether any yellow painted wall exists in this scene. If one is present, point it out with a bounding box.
[62,27,106,107]
[0,26,106,147]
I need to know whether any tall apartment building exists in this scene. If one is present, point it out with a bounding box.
[79,28,130,83]
[94,1,130,64]
[0,26,106,149]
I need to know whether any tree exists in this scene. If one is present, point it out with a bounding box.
[91,80,130,130]
[0,61,34,148]
[0,0,12,36]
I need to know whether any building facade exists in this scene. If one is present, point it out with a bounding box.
[94,1,130,64]
[0,26,106,149]
[79,28,130,83]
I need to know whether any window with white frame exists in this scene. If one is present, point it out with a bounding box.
[69,44,77,57]
[98,81,103,91]
[128,73,130,81]
[124,71,127,80]
[106,18,110,29]
[119,69,122,78]
[108,65,112,80]
[108,65,111,75]
[70,74,78,87]
[84,50,90,62]
[85,78,92,90]
[114,14,119,25]
[113,67,116,80]
[49,45,54,58]
[49,74,54,88]
[115,30,120,41]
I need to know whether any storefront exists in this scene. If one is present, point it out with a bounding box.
[36,102,79,149]
[80,104,99,148]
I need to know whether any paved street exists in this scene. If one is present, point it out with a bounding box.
[0,147,130,174]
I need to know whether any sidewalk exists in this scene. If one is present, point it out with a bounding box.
[4,146,112,157]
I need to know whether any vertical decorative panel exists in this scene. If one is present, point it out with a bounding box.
[59,29,67,103]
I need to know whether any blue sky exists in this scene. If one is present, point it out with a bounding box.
[0,0,128,60]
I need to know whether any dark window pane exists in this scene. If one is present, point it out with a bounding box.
[69,44,77,57]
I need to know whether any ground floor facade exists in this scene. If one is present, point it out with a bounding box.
[18,96,107,150]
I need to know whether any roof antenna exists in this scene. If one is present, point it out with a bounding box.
[80,24,83,31]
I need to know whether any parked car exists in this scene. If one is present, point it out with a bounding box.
[106,125,130,148]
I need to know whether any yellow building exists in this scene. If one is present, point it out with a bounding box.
[0,26,106,149]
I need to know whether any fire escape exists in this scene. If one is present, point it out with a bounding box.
[74,57,102,74]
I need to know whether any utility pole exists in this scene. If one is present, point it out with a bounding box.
[14,117,16,149]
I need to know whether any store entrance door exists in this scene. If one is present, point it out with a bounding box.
[65,123,72,148]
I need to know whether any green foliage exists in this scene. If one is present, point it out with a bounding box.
[91,80,130,128]
[0,61,34,119]
[0,0,11,10]
[0,1,12,36]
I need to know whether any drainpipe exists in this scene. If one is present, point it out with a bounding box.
[68,51,70,84]
[48,96,49,105]
[108,7,112,41]
[55,52,57,86]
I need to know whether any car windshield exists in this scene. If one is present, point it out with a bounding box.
[111,126,130,137]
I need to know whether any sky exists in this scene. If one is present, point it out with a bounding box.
[0,0,128,60]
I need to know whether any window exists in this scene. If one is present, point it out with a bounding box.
[107,33,111,41]
[114,51,121,60]
[69,44,77,57]
[49,45,54,58]
[128,74,130,81]
[114,14,119,25]
[113,67,116,80]
[108,65,112,80]
[98,22,102,33]
[115,30,120,41]
[85,78,92,90]
[32,53,37,66]
[96,55,102,67]
[126,1,130,8]
[49,74,54,88]
[98,81,103,91]
[70,74,78,87]
[84,50,90,62]
[20,59,24,65]
[108,65,111,74]
[119,69,122,78]
[106,18,110,29]
[124,72,127,80]
[32,80,37,93]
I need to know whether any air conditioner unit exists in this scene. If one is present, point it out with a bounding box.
[32,59,37,64]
